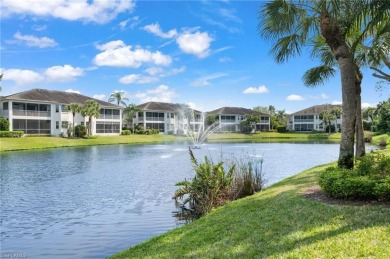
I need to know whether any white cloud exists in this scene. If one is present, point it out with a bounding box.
[331,100,342,105]
[187,102,197,109]
[94,40,172,68]
[309,93,329,100]
[191,73,227,87]
[119,74,159,84]
[362,103,375,108]
[132,85,177,103]
[145,67,163,76]
[219,56,232,63]
[93,94,106,100]
[31,24,47,31]
[176,31,213,58]
[8,32,57,48]
[44,65,84,82]
[286,94,305,101]
[65,89,81,94]
[1,0,135,24]
[1,65,84,85]
[1,68,44,85]
[143,23,178,39]
[119,16,140,30]
[242,85,269,94]
[219,8,242,23]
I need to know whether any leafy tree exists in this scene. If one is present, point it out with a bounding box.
[0,117,10,131]
[376,98,390,133]
[239,114,260,133]
[81,100,101,136]
[67,103,82,138]
[205,113,217,127]
[258,0,388,168]
[108,91,129,106]
[363,107,377,131]
[123,103,142,133]
[253,106,269,114]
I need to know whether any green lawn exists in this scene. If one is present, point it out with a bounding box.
[0,132,342,152]
[112,152,390,258]
[0,134,186,152]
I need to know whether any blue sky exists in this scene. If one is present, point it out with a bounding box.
[0,0,384,113]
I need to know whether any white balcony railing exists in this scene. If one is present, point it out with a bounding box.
[13,110,51,117]
[98,114,120,120]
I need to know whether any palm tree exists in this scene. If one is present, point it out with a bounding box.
[108,91,129,107]
[277,110,287,127]
[319,110,335,134]
[363,107,377,132]
[67,103,81,138]
[123,103,142,133]
[331,107,342,132]
[258,0,388,168]
[81,100,101,136]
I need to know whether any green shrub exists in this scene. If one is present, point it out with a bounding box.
[363,120,372,131]
[167,130,174,135]
[75,125,87,138]
[174,150,265,219]
[277,126,287,133]
[0,117,10,131]
[25,134,52,137]
[319,154,390,201]
[373,177,390,200]
[325,124,336,133]
[121,130,131,135]
[174,149,235,218]
[232,156,265,198]
[83,135,98,139]
[0,131,24,138]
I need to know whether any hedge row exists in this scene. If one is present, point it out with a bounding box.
[319,154,390,201]
[0,131,24,138]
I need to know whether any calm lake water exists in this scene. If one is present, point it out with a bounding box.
[0,143,377,258]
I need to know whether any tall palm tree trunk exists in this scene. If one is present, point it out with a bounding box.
[355,73,365,158]
[320,11,357,169]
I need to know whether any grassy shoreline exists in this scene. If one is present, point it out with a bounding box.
[112,153,390,258]
[0,132,342,152]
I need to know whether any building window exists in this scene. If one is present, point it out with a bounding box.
[96,122,120,133]
[171,113,174,118]
[3,102,8,110]
[56,121,59,129]
[56,104,59,113]
[61,105,67,112]
[13,119,51,134]
[62,121,69,129]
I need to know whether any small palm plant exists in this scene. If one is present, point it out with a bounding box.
[173,149,235,218]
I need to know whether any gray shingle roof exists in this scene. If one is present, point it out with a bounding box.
[137,102,201,113]
[291,104,342,115]
[3,89,119,108]
[207,107,268,116]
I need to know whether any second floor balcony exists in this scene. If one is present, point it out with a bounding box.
[98,114,121,120]
[12,109,51,117]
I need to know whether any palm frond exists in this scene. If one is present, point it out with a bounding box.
[271,34,303,63]
[303,65,336,87]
